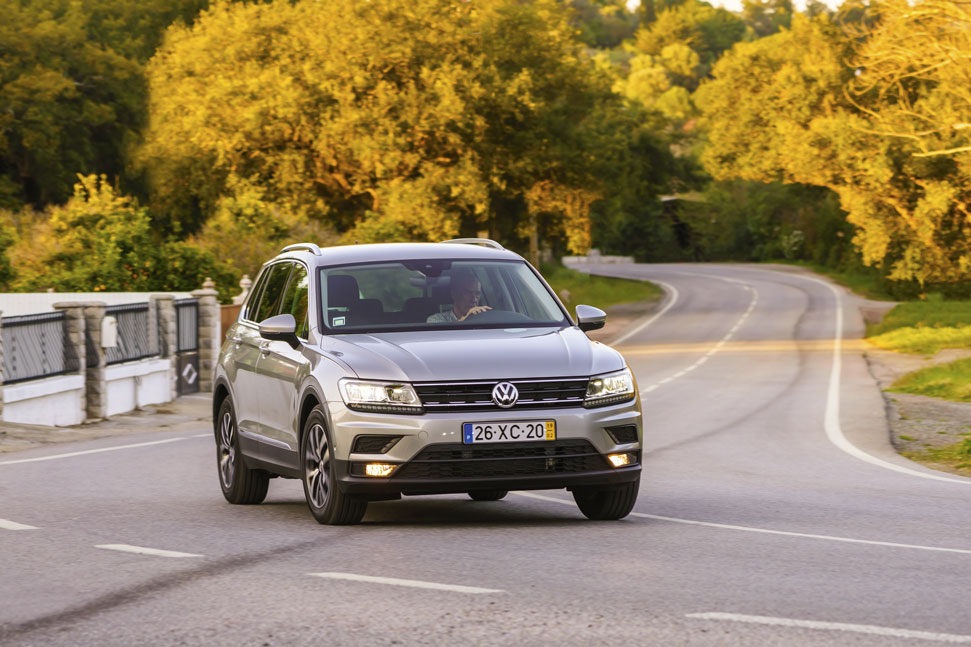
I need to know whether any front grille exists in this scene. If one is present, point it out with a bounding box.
[393,440,607,480]
[414,378,588,412]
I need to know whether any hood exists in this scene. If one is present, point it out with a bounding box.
[322,326,625,382]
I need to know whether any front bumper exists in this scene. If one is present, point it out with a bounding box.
[326,400,642,497]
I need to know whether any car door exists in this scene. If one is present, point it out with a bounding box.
[232,262,292,439]
[255,262,312,457]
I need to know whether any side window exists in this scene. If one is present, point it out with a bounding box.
[280,264,310,339]
[253,263,293,323]
[242,269,270,322]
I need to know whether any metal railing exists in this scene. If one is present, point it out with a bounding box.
[104,303,159,365]
[1,312,77,384]
[174,299,199,353]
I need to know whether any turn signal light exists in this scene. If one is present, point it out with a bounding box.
[364,463,395,477]
[607,453,633,468]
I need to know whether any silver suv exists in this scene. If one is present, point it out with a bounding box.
[213,240,642,524]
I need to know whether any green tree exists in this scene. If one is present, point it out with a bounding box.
[0,1,142,208]
[11,175,233,295]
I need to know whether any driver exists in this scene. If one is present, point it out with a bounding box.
[427,269,492,323]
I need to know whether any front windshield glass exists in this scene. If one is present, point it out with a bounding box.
[319,259,569,332]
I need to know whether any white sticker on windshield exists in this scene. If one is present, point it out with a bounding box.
[333,317,346,327]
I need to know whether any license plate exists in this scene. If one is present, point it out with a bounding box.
[462,420,555,444]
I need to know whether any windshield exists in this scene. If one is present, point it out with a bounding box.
[318,259,569,333]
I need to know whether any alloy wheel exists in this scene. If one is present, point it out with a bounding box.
[305,423,330,509]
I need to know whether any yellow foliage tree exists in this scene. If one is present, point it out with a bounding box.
[696,9,971,283]
[142,0,611,254]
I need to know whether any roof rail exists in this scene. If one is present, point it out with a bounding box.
[440,238,505,250]
[281,242,322,256]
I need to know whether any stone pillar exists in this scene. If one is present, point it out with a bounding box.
[0,310,4,420]
[151,295,177,400]
[232,274,253,305]
[82,303,107,421]
[52,302,88,417]
[192,278,220,393]
[151,296,177,359]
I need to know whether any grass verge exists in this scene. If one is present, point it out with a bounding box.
[888,358,971,401]
[867,295,971,355]
[902,437,971,477]
[541,262,660,311]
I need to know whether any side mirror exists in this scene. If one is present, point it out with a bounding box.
[576,304,606,332]
[259,314,300,349]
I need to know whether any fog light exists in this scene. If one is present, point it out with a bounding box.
[607,453,632,468]
[364,463,395,477]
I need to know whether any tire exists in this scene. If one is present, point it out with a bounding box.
[215,398,269,504]
[572,478,639,520]
[468,490,508,501]
[301,406,367,525]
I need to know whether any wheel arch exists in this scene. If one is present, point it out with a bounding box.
[213,378,232,426]
[298,385,326,442]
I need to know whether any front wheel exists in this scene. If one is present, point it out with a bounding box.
[215,398,269,504]
[572,478,639,520]
[301,407,367,525]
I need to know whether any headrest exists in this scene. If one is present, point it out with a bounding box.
[327,274,360,307]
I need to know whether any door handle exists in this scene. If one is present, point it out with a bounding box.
[230,336,243,344]
[259,342,271,356]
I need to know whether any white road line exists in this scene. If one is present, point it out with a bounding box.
[639,278,758,395]
[0,436,201,466]
[0,518,39,531]
[610,280,680,346]
[95,544,203,558]
[755,269,971,486]
[511,492,971,555]
[308,572,504,594]
[687,612,971,643]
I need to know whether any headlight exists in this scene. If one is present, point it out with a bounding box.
[584,368,635,408]
[338,379,423,414]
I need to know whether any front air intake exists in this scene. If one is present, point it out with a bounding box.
[352,435,403,454]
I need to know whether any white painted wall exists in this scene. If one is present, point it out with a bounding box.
[2,374,85,427]
[104,358,174,417]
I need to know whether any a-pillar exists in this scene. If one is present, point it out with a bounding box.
[191,278,221,393]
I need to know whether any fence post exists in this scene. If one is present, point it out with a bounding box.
[192,278,220,393]
[0,310,4,420]
[52,302,88,417]
[151,295,177,400]
[83,303,107,421]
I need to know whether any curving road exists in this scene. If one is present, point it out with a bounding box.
[2,262,970,646]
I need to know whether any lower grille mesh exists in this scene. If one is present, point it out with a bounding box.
[393,440,607,480]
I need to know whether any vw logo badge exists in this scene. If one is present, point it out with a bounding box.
[492,382,519,408]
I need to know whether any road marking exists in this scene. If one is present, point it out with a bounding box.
[95,544,203,558]
[639,281,759,395]
[512,492,971,555]
[761,269,971,486]
[687,612,971,643]
[0,436,202,466]
[0,518,39,531]
[609,280,680,346]
[308,572,504,594]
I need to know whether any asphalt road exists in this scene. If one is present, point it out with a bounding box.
[2,263,970,646]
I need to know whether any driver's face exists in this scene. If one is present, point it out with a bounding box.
[452,278,481,315]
